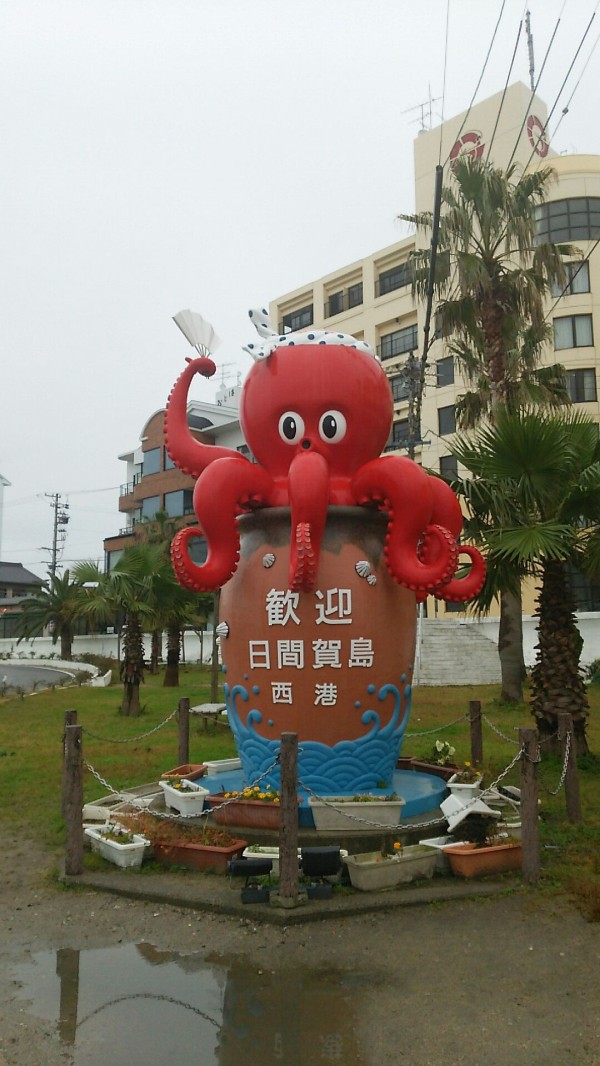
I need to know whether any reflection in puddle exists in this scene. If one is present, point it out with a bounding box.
[13,942,367,1064]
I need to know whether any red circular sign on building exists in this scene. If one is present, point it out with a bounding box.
[449,130,485,163]
[527,114,549,158]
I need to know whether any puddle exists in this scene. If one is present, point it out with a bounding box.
[12,942,367,1064]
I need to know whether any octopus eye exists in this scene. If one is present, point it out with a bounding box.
[278,411,305,443]
[319,410,347,443]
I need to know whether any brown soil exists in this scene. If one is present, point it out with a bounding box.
[0,832,599,1066]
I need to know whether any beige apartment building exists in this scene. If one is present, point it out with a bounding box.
[269,83,600,618]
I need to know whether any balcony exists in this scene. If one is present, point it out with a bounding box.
[324,283,363,318]
[119,473,142,497]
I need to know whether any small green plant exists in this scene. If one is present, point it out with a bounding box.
[222,784,280,802]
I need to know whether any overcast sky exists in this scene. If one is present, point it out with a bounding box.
[2,0,599,577]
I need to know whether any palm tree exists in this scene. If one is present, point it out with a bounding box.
[452,408,600,754]
[14,569,84,661]
[399,155,577,701]
[73,546,164,716]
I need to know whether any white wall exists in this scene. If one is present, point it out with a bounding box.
[0,631,216,664]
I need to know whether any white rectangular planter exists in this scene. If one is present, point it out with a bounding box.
[446,774,483,799]
[309,796,405,832]
[204,758,242,776]
[85,826,149,869]
[159,779,209,816]
[418,835,467,874]
[345,845,437,891]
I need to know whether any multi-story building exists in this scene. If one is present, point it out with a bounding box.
[269,82,600,616]
[103,378,246,571]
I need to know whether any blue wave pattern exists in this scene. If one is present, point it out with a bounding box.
[223,680,412,793]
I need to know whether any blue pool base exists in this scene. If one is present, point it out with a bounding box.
[202,769,447,828]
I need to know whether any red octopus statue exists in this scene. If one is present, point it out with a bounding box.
[165,319,485,602]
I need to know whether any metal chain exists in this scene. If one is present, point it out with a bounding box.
[405,712,469,738]
[538,732,571,796]
[480,713,520,745]
[81,706,179,744]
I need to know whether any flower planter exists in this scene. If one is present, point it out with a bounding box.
[409,760,461,782]
[443,841,523,879]
[418,835,467,875]
[160,763,206,782]
[153,837,247,874]
[242,845,301,878]
[446,773,483,798]
[158,779,209,816]
[345,845,437,891]
[204,758,242,777]
[308,796,405,832]
[84,826,149,869]
[207,795,285,830]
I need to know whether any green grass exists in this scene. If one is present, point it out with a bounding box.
[1,668,599,917]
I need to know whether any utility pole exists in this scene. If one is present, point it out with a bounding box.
[526,10,535,92]
[42,494,70,576]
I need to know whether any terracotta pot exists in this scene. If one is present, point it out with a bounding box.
[160,763,206,781]
[152,838,247,874]
[219,507,416,793]
[207,795,285,830]
[409,760,461,781]
[444,841,523,879]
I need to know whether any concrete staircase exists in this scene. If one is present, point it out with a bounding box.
[415,619,501,687]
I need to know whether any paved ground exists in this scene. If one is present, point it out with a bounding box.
[1,832,599,1065]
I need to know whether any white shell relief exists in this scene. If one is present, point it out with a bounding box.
[262,553,276,568]
[215,622,229,639]
[355,560,372,579]
[367,574,377,586]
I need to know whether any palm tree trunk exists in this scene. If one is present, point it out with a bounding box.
[163,624,181,687]
[498,587,524,702]
[530,560,589,756]
[119,612,144,716]
[150,629,161,674]
[60,627,73,662]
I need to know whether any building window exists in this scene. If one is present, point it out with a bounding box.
[436,356,454,388]
[389,373,410,403]
[376,262,413,297]
[189,534,208,565]
[551,260,590,297]
[379,324,418,361]
[348,282,363,308]
[386,419,410,450]
[280,304,313,333]
[566,368,597,403]
[164,448,176,470]
[164,489,193,517]
[535,197,600,244]
[566,561,600,610]
[142,448,161,476]
[440,455,458,482]
[438,405,456,437]
[141,495,160,520]
[554,314,593,350]
[326,291,344,317]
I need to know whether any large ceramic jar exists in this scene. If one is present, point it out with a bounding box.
[218,507,416,793]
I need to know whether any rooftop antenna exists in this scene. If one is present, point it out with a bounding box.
[401,89,442,132]
[526,9,535,91]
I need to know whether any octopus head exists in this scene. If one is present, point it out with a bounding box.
[240,343,393,484]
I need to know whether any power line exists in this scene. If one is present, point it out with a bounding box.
[438,0,451,165]
[443,0,509,168]
[484,18,524,164]
[505,14,562,170]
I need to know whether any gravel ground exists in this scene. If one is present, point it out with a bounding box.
[1,834,599,1066]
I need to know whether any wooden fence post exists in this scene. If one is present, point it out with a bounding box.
[278,732,299,902]
[62,710,77,818]
[558,712,583,824]
[178,697,190,765]
[469,700,483,766]
[519,727,541,884]
[64,723,84,876]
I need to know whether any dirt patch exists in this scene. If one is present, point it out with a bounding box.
[1,833,599,1065]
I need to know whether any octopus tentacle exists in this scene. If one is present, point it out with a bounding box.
[170,459,274,592]
[287,450,330,592]
[351,457,458,592]
[432,545,486,603]
[164,357,246,477]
